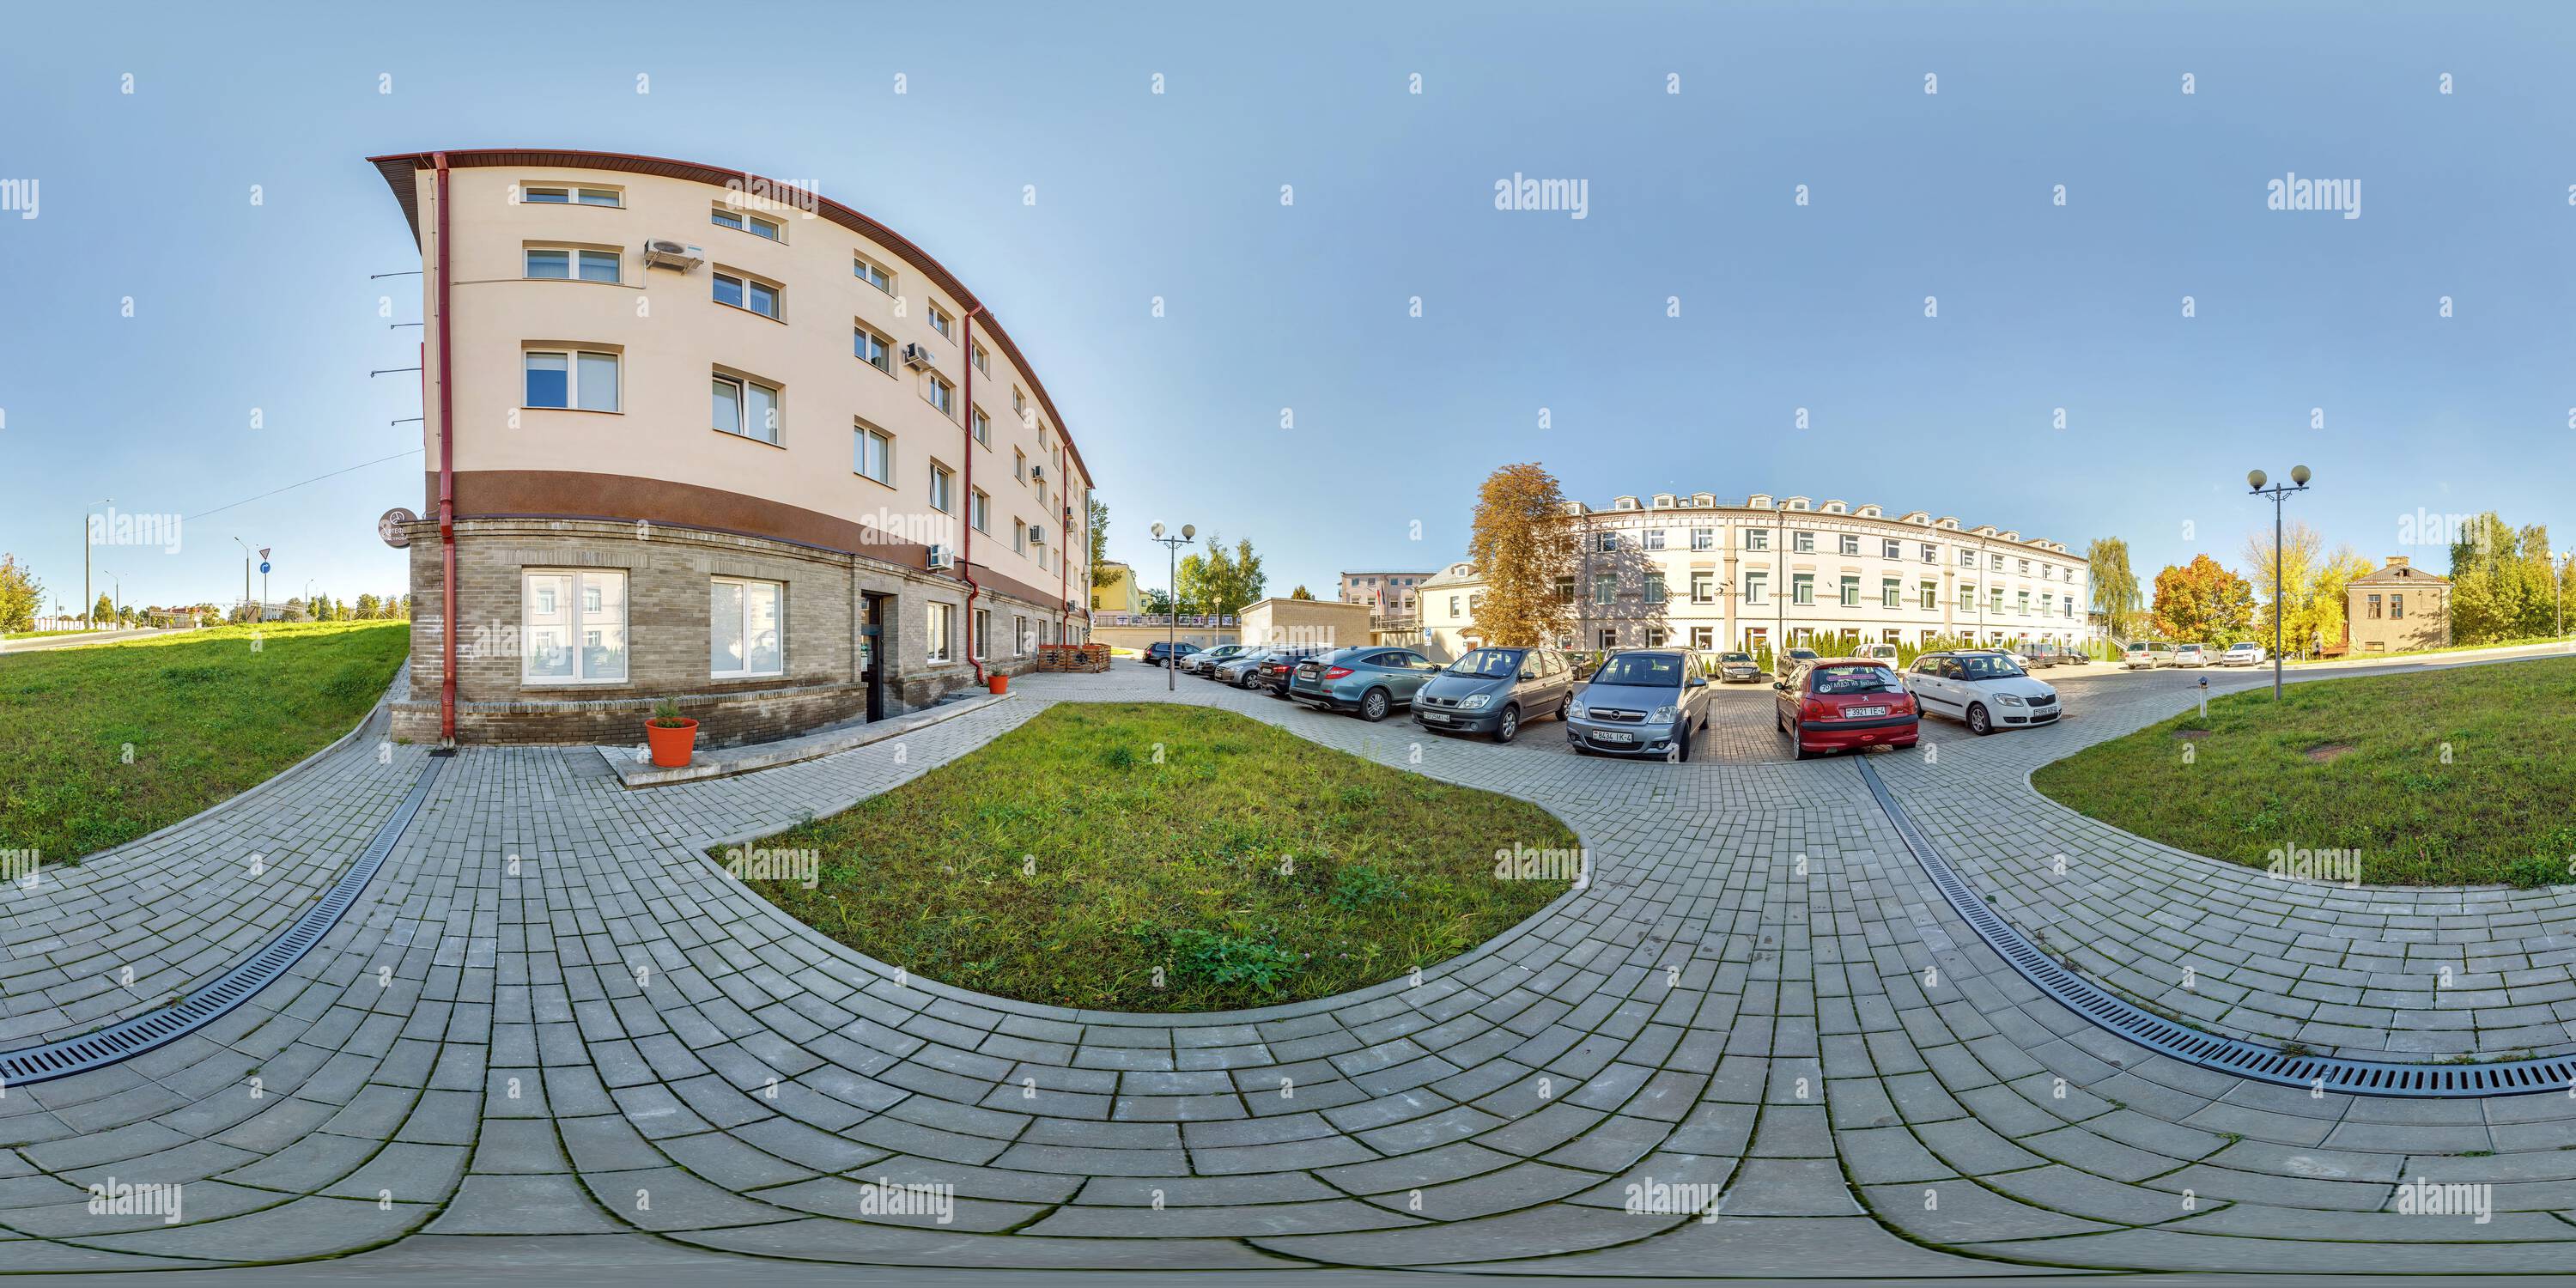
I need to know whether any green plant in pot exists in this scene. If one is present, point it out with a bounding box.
[645,700,698,768]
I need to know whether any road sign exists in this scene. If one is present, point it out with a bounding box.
[378,507,418,549]
[259,562,271,574]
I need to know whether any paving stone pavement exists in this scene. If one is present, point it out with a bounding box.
[4,653,2575,1275]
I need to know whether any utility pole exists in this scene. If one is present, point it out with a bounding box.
[82,496,109,629]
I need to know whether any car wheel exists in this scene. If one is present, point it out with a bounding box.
[1789,721,1812,760]
[1966,703,1993,736]
[1494,705,1520,744]
[1360,689,1390,722]
[1674,726,1692,762]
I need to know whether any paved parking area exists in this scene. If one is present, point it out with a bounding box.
[3,651,2575,1275]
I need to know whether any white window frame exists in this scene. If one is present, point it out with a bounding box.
[712,372,781,444]
[929,461,954,513]
[855,325,894,374]
[521,568,629,684]
[853,253,893,293]
[708,576,786,680]
[523,246,621,283]
[855,423,893,484]
[927,603,954,663]
[971,407,991,445]
[927,301,954,339]
[711,206,782,240]
[523,348,620,413]
[1744,571,1768,605]
[714,270,781,320]
[520,185,621,206]
[927,373,955,416]
[969,488,989,533]
[1747,529,1771,551]
[974,608,990,660]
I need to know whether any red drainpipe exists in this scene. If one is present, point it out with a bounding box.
[433,153,459,744]
[958,307,986,683]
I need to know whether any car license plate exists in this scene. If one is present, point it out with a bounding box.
[1848,706,1888,718]
[1421,712,1449,723]
[1594,731,1634,744]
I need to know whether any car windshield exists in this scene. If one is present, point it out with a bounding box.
[1956,653,2028,680]
[1720,653,1753,663]
[1447,648,1526,677]
[1592,653,1686,686]
[1811,664,1901,695]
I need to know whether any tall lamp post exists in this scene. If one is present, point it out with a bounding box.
[231,538,257,620]
[2246,465,2312,701]
[82,496,111,629]
[1149,521,1195,691]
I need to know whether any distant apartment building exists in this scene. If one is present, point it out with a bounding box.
[1416,491,2094,656]
[370,149,1096,745]
[2343,556,2449,653]
[1339,570,1435,619]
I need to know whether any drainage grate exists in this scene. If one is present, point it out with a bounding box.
[0,756,444,1086]
[1856,759,2576,1099]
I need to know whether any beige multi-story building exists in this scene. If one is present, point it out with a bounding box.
[1418,491,2095,658]
[2343,556,2449,653]
[370,149,1095,745]
[1338,570,1435,617]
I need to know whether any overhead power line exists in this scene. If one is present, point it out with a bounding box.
[185,448,424,522]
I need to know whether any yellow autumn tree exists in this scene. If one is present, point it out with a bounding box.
[1466,463,1577,647]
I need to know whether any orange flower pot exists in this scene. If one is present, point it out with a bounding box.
[987,673,1009,696]
[645,717,698,768]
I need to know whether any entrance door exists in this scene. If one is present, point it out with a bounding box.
[860,592,889,722]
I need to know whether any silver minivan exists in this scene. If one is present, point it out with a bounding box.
[1565,649,1713,760]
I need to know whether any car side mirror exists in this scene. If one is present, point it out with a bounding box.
[1771,681,1787,691]
[1688,675,1707,688]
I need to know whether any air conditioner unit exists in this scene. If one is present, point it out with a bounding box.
[1029,465,1045,482]
[900,342,937,370]
[1027,525,1046,544]
[927,544,955,571]
[641,240,703,270]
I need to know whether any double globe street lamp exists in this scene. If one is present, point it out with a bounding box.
[1149,522,1195,690]
[2246,465,2312,701]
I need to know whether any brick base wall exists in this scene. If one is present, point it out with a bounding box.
[399,517,1068,746]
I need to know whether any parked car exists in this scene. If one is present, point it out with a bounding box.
[1254,646,1328,698]
[1142,641,1193,667]
[1212,647,1277,687]
[1773,647,1821,677]
[2015,645,2060,670]
[2055,647,2092,665]
[1714,651,1763,683]
[1904,649,2060,735]
[1290,646,1442,721]
[1774,658,1918,758]
[2122,641,2174,669]
[2172,643,2208,668]
[1181,642,1250,676]
[2220,641,2267,666]
[1413,646,1576,743]
[1856,643,1902,665]
[1567,649,1715,759]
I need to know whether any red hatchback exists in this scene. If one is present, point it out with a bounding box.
[1774,658,1919,758]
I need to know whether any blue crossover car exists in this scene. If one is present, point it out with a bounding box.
[1288,646,1441,721]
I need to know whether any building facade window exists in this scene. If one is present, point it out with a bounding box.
[929,462,953,513]
[1838,575,1860,607]
[713,270,781,319]
[973,609,990,659]
[1690,626,1714,649]
[855,325,893,374]
[927,374,956,416]
[1643,574,1666,604]
[522,569,628,683]
[969,488,989,532]
[1920,581,1937,610]
[710,206,781,239]
[1593,574,1615,605]
[521,185,620,206]
[927,302,954,338]
[927,603,955,662]
[1744,572,1768,605]
[1839,534,1860,556]
[1747,529,1770,551]
[1794,574,1815,605]
[1882,577,1901,608]
[1691,527,1715,551]
[1643,529,1667,551]
[853,254,892,292]
[1883,538,1901,559]
[525,247,620,283]
[971,407,991,444]
[523,349,620,412]
[712,374,781,444]
[709,577,783,678]
[1794,531,1815,553]
[855,424,892,483]
[1691,571,1714,603]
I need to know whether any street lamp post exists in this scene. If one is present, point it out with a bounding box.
[1149,522,1195,691]
[2245,465,2312,701]
[232,538,256,620]
[82,496,111,629]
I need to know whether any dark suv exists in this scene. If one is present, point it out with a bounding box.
[1411,646,1577,744]
[1141,641,1193,667]
[1255,646,1328,699]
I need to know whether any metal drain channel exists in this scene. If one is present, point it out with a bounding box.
[0,755,445,1086]
[1855,758,2576,1099]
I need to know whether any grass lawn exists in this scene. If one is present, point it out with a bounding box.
[731,702,1577,1012]
[2032,656,2576,886]
[0,621,410,863]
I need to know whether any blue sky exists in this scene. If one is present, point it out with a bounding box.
[3,1,2570,614]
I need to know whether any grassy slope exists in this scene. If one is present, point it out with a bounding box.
[737,702,1577,1012]
[2032,656,2576,885]
[0,622,410,862]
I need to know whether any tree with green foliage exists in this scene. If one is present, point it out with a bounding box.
[1289,585,1315,600]
[1088,496,1113,590]
[1176,532,1267,619]
[2085,538,2142,639]
[0,554,42,633]
[1467,463,1579,647]
[355,592,383,620]
[92,592,113,626]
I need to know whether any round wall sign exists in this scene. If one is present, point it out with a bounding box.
[379,507,418,549]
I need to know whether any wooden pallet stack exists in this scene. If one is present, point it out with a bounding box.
[1037,643,1111,673]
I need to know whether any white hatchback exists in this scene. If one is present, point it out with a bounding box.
[2172,644,2208,667]
[1903,650,2061,735]
[2220,641,2266,666]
